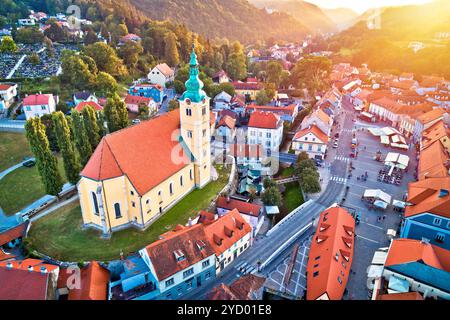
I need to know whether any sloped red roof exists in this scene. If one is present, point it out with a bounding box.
[405,177,450,218]
[416,108,446,125]
[216,115,236,130]
[155,63,174,78]
[124,94,153,105]
[0,267,50,300]
[248,111,281,129]
[216,196,262,217]
[81,110,191,195]
[417,140,449,180]
[0,221,29,247]
[75,101,103,112]
[385,239,450,271]
[144,224,215,281]
[0,83,14,91]
[246,104,297,117]
[294,125,329,144]
[306,206,355,300]
[58,261,110,300]
[206,274,265,300]
[203,209,252,256]
[378,292,423,300]
[0,249,15,262]
[232,82,262,90]
[23,94,52,106]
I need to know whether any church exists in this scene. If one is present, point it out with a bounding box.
[77,46,212,237]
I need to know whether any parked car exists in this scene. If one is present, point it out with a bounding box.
[132,119,141,125]
[333,142,339,148]
[23,159,36,168]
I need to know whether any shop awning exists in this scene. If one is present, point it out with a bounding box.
[384,152,410,169]
[363,189,392,204]
[380,135,390,145]
[392,200,407,209]
[374,199,388,209]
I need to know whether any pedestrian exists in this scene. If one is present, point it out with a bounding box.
[383,215,386,220]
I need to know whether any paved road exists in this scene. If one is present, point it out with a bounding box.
[182,103,353,300]
[0,157,35,180]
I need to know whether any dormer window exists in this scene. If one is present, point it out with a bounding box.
[196,240,206,251]
[174,249,185,262]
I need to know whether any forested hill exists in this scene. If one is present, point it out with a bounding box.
[328,0,450,78]
[250,0,338,33]
[129,0,310,43]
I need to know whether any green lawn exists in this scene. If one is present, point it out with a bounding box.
[0,132,32,171]
[27,165,231,262]
[0,158,66,215]
[282,182,305,213]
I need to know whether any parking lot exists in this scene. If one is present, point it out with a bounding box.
[340,120,417,299]
[264,238,311,299]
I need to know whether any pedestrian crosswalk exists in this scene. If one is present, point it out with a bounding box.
[335,156,350,162]
[330,176,348,184]
[235,261,257,274]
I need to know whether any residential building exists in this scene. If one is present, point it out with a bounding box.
[0,83,17,109]
[128,83,165,103]
[228,144,269,173]
[216,196,265,237]
[382,239,450,300]
[124,94,157,114]
[401,177,450,250]
[413,108,447,143]
[57,261,109,300]
[0,221,29,250]
[22,94,56,120]
[206,274,265,300]
[215,115,236,143]
[75,101,103,112]
[119,33,141,45]
[202,209,252,273]
[245,104,299,123]
[0,259,60,300]
[77,45,212,236]
[213,91,232,111]
[247,111,283,153]
[212,70,231,84]
[292,125,329,160]
[147,63,175,88]
[231,80,264,101]
[301,108,333,137]
[306,205,355,300]
[138,224,216,299]
[73,91,98,106]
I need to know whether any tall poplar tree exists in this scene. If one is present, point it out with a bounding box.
[25,118,63,196]
[71,110,92,167]
[104,94,128,133]
[81,105,101,150]
[52,111,81,185]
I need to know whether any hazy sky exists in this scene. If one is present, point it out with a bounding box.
[304,0,432,14]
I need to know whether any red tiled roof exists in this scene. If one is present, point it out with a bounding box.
[75,101,103,112]
[203,209,252,256]
[0,258,59,273]
[81,110,191,195]
[0,267,50,300]
[58,261,110,300]
[0,83,14,91]
[378,292,423,300]
[385,239,450,271]
[206,274,265,300]
[294,125,329,144]
[216,196,262,217]
[416,108,446,125]
[155,63,174,78]
[417,140,449,180]
[232,82,262,91]
[248,111,280,129]
[23,94,52,106]
[246,104,297,117]
[144,224,215,281]
[216,115,236,130]
[0,249,15,262]
[124,94,153,105]
[306,206,355,300]
[406,177,450,218]
[371,97,403,112]
[0,221,29,247]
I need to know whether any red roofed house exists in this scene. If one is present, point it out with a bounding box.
[382,239,450,300]
[147,63,175,88]
[0,221,30,249]
[292,124,329,160]
[412,108,448,143]
[119,33,141,45]
[75,101,103,112]
[124,94,157,114]
[212,70,231,84]
[22,93,56,120]
[206,274,265,300]
[247,111,283,152]
[231,80,264,101]
[0,259,60,300]
[306,205,355,300]
[215,115,236,143]
[0,83,18,109]
[138,223,216,299]
[203,209,252,273]
[216,196,264,237]
[78,46,212,236]
[57,261,110,300]
[368,97,406,127]
[301,108,333,137]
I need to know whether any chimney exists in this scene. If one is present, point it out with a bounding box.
[6,262,13,270]
[28,265,34,272]
[224,225,234,238]
[226,196,230,203]
[40,266,47,274]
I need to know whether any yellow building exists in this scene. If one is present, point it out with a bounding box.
[77,46,212,236]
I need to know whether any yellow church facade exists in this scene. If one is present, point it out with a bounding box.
[77,46,212,236]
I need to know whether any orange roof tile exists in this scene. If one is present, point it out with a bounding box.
[378,292,423,300]
[155,63,174,78]
[306,206,355,300]
[417,140,449,180]
[216,196,262,217]
[0,221,29,247]
[405,177,450,218]
[0,249,15,262]
[385,239,450,271]
[206,274,265,300]
[248,111,281,129]
[294,125,329,144]
[81,110,191,195]
[124,94,153,105]
[416,108,446,125]
[75,101,103,112]
[216,115,236,130]
[204,209,252,256]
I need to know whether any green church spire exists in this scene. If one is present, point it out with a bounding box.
[181,44,207,103]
